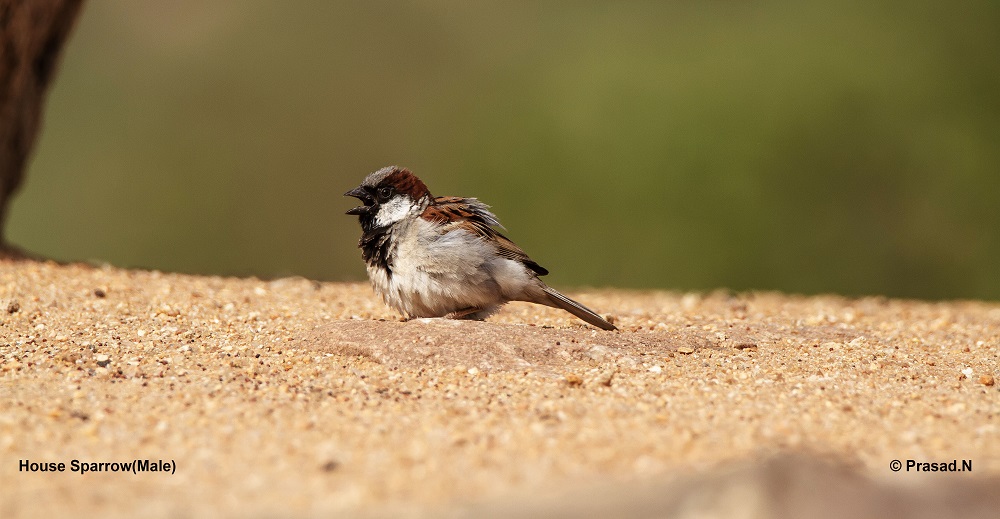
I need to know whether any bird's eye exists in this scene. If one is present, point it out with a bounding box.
[377,186,394,200]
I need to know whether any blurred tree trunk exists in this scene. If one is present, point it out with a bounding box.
[0,0,83,250]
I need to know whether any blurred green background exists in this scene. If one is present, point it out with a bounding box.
[9,1,1000,300]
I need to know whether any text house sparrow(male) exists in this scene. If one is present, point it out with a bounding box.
[345,166,617,331]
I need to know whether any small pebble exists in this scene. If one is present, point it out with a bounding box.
[6,301,19,314]
[980,375,995,387]
[95,354,111,367]
[592,368,616,387]
[94,289,106,298]
[648,365,662,374]
[677,346,695,354]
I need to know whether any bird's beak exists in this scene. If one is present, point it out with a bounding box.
[344,186,372,215]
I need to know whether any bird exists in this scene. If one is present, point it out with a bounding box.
[344,166,617,331]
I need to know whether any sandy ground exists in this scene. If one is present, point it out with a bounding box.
[2,258,999,518]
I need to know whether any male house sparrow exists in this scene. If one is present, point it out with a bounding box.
[345,166,617,331]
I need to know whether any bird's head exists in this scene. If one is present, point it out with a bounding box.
[344,166,432,231]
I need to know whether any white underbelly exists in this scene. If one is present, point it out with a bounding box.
[367,222,534,317]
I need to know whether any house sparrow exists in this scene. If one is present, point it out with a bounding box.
[344,166,617,331]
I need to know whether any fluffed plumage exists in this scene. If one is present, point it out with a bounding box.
[345,166,616,331]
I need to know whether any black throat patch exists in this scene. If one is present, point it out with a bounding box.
[358,223,394,277]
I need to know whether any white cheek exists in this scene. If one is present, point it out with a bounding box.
[374,197,415,227]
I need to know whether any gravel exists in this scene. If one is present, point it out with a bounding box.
[1,259,998,518]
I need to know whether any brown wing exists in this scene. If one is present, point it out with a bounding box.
[422,196,549,276]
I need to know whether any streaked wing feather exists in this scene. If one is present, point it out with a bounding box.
[422,197,548,276]
[492,232,548,276]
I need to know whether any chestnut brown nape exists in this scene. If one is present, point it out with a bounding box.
[382,168,432,200]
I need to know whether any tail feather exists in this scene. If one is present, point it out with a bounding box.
[540,286,617,331]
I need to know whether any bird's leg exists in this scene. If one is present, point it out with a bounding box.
[447,307,486,320]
